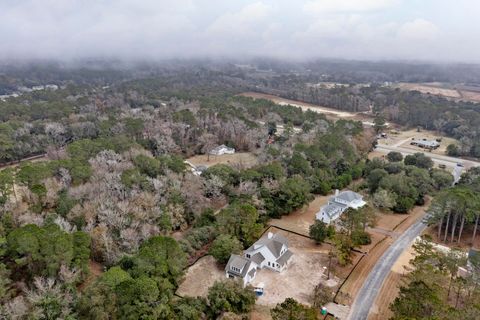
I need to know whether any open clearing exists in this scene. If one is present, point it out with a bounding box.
[177,227,353,311]
[186,152,258,169]
[176,255,225,298]
[379,127,458,157]
[270,194,329,236]
[240,92,362,120]
[394,82,461,99]
[394,82,480,102]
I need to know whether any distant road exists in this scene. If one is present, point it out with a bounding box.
[375,144,480,183]
[347,217,427,320]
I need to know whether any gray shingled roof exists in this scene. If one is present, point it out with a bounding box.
[336,190,362,202]
[276,249,293,266]
[250,252,265,265]
[321,203,343,218]
[245,233,289,259]
[225,254,252,278]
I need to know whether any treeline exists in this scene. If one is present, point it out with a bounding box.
[427,167,480,244]
[390,237,480,319]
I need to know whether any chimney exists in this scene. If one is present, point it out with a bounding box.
[267,232,273,239]
[335,189,339,196]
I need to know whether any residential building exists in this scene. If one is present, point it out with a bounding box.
[410,139,440,149]
[210,144,235,156]
[316,190,366,224]
[225,232,293,286]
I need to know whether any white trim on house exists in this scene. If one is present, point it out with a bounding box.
[225,232,293,286]
[315,190,366,224]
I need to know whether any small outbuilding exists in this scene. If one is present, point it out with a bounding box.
[210,144,235,156]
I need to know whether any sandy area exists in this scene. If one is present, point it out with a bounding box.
[240,92,363,120]
[269,195,329,236]
[375,212,409,232]
[459,89,480,102]
[379,128,458,156]
[176,255,225,298]
[186,152,258,170]
[253,248,326,307]
[394,83,461,98]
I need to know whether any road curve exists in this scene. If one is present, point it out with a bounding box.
[347,217,427,320]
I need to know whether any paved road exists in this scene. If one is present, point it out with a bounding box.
[375,144,480,184]
[347,217,427,320]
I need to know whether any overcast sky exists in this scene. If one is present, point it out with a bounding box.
[1,0,478,62]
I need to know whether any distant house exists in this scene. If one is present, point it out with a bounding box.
[316,190,366,224]
[210,144,235,156]
[411,139,440,150]
[225,232,293,286]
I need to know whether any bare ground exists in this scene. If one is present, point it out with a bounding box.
[269,195,329,236]
[378,127,458,157]
[239,92,363,120]
[394,83,461,99]
[78,260,104,291]
[176,255,225,298]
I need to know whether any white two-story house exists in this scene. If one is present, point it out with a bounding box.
[316,189,366,224]
[225,232,293,286]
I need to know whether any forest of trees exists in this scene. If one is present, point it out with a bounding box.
[0,62,478,319]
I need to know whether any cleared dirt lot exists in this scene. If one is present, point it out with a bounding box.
[394,82,461,98]
[379,128,458,157]
[240,92,362,120]
[270,195,329,236]
[186,152,258,169]
[176,255,225,298]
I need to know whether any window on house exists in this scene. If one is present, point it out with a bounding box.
[268,262,270,266]
[246,254,250,258]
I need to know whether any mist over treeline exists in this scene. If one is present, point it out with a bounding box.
[2,58,480,95]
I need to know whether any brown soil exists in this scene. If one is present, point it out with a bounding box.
[376,212,409,232]
[176,255,225,298]
[269,195,329,236]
